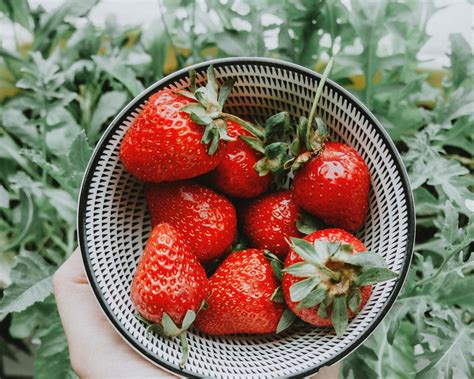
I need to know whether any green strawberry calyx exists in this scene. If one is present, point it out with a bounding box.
[176,65,264,155]
[283,237,398,337]
[135,298,208,368]
[240,58,335,178]
[263,250,299,334]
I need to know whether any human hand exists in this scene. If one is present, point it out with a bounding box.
[53,249,338,378]
[53,249,173,378]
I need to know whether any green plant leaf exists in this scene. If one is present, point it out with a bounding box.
[283,262,318,277]
[296,212,325,235]
[276,308,297,334]
[331,295,348,337]
[67,130,93,174]
[289,277,320,302]
[348,288,362,314]
[89,91,128,137]
[0,251,54,316]
[342,251,388,268]
[297,285,327,309]
[0,185,9,208]
[354,267,398,286]
[270,286,285,303]
[93,55,144,96]
[448,33,474,88]
[181,310,196,330]
[161,312,181,337]
[417,315,473,379]
[34,308,77,379]
[0,0,33,31]
[290,237,320,265]
[32,0,98,51]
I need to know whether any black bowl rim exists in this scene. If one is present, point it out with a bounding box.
[77,57,415,378]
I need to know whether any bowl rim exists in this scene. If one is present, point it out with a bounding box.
[77,57,415,378]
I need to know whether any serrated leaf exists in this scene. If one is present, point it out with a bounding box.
[296,212,325,235]
[3,188,35,252]
[0,251,54,316]
[276,308,297,334]
[318,297,328,319]
[342,251,388,268]
[161,313,181,337]
[2,108,39,146]
[93,55,144,96]
[354,267,398,286]
[217,78,236,108]
[205,65,218,105]
[9,296,55,339]
[44,189,76,224]
[348,288,362,313]
[68,130,93,173]
[417,316,472,379]
[34,308,77,379]
[89,91,128,137]
[448,33,474,88]
[289,277,320,302]
[264,251,283,282]
[270,286,285,303]
[283,262,318,277]
[240,135,265,154]
[181,310,196,330]
[190,111,213,125]
[331,295,348,337]
[297,285,327,309]
[290,237,320,264]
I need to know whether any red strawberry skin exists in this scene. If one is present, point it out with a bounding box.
[145,181,237,263]
[240,191,302,258]
[120,90,224,183]
[206,123,272,198]
[194,249,284,335]
[282,228,372,327]
[293,142,370,231]
[131,223,209,325]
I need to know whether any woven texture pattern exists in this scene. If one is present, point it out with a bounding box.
[79,60,412,378]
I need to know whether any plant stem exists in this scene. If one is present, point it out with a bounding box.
[415,240,471,287]
[191,0,197,63]
[178,332,189,368]
[157,0,184,68]
[307,57,335,130]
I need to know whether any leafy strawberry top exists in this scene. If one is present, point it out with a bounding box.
[176,65,263,155]
[241,58,335,178]
[284,237,398,336]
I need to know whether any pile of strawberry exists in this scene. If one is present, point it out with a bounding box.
[120,63,398,367]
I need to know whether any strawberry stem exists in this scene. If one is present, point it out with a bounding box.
[317,263,341,282]
[307,57,335,132]
[178,332,189,368]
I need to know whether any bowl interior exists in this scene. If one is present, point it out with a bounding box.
[79,59,413,378]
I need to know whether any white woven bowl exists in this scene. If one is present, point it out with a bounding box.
[78,58,415,378]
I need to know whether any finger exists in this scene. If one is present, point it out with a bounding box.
[54,249,171,377]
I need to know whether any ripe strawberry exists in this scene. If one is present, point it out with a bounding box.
[144,181,237,264]
[131,223,209,366]
[240,191,302,258]
[120,65,256,183]
[194,249,284,335]
[282,228,397,336]
[206,122,272,198]
[120,89,225,182]
[293,142,370,231]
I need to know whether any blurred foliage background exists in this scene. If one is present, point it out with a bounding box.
[0,0,472,378]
